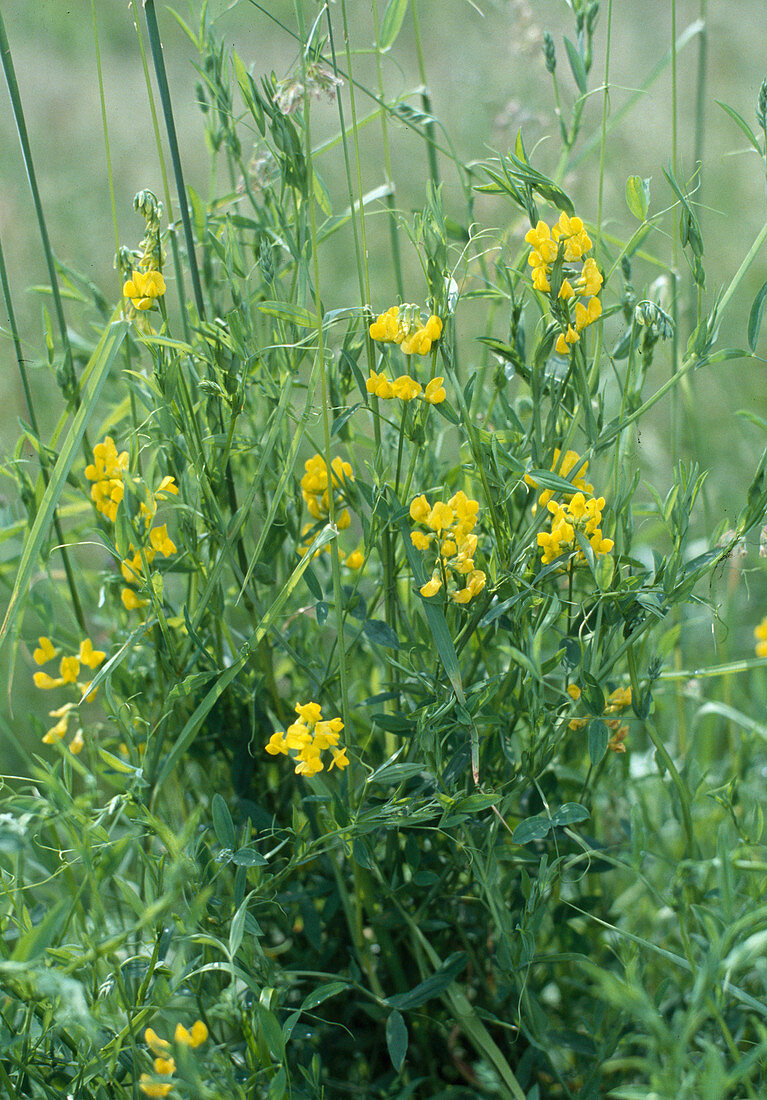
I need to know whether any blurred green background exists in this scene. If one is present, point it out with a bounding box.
[2,0,767,667]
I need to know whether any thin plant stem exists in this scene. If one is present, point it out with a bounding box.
[0,9,81,410]
[143,0,206,321]
[0,231,86,632]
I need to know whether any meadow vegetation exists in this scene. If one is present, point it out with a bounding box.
[2,1,767,1096]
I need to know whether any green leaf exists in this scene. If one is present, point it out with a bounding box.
[380,0,409,50]
[301,981,348,1011]
[748,280,767,350]
[258,300,317,327]
[11,901,66,962]
[229,894,250,958]
[587,719,609,764]
[387,952,467,1010]
[513,814,551,845]
[363,618,401,649]
[716,99,764,154]
[212,794,236,850]
[386,1010,408,1072]
[563,37,587,93]
[550,802,590,827]
[625,175,651,221]
[0,318,127,649]
[231,847,268,867]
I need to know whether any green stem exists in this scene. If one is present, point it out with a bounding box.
[0,8,80,409]
[143,0,206,321]
[627,644,695,861]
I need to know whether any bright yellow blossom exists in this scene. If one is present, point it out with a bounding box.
[123,269,166,311]
[266,702,349,776]
[756,616,767,657]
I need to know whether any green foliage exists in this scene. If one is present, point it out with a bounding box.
[1,2,767,1098]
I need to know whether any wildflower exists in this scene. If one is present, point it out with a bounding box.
[139,1078,173,1099]
[345,549,364,569]
[537,492,613,565]
[755,616,767,658]
[524,211,602,356]
[85,437,129,522]
[68,729,85,755]
[149,524,177,557]
[424,376,446,404]
[33,637,56,665]
[265,702,349,776]
[410,490,486,604]
[123,269,166,311]
[145,1029,171,1057]
[605,686,632,712]
[369,304,443,356]
[567,684,581,701]
[391,375,423,401]
[79,638,106,669]
[175,1019,208,1048]
[299,454,355,556]
[366,370,393,399]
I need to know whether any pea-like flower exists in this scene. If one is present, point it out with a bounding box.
[369,304,442,356]
[123,269,166,311]
[265,702,349,776]
[298,454,355,557]
[755,617,767,657]
[33,637,106,753]
[85,436,129,522]
[409,490,486,604]
[537,492,614,565]
[524,212,603,356]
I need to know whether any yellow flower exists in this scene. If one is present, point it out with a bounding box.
[409,495,431,524]
[154,476,179,500]
[34,671,64,690]
[567,684,581,701]
[33,637,57,665]
[149,524,177,557]
[68,729,85,755]
[424,376,446,404]
[153,1058,176,1075]
[605,686,632,712]
[139,1077,172,1098]
[420,575,442,598]
[144,1029,171,1056]
[756,616,767,657]
[328,745,349,771]
[85,437,129,521]
[411,531,432,551]
[295,701,323,725]
[366,370,393,399]
[124,270,166,311]
[59,656,80,683]
[345,549,364,569]
[265,731,288,756]
[122,587,149,611]
[79,638,106,669]
[391,374,422,400]
[42,713,70,745]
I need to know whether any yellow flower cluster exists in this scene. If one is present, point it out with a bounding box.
[121,522,178,611]
[755,617,767,657]
[298,454,361,567]
[366,371,446,405]
[369,306,442,356]
[85,436,129,522]
[537,492,614,565]
[524,212,603,355]
[123,269,166,312]
[567,684,632,753]
[409,491,487,604]
[265,702,349,777]
[140,1021,208,1097]
[33,636,106,753]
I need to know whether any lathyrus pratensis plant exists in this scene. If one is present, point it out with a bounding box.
[3,0,767,1095]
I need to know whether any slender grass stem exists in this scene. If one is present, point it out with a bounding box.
[143,0,206,321]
